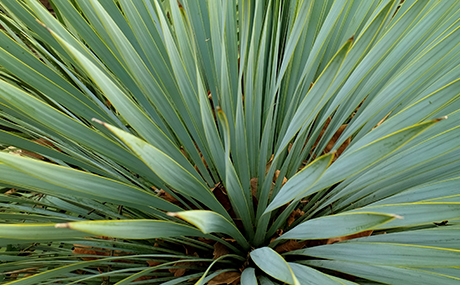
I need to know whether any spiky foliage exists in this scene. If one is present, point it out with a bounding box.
[1,0,460,284]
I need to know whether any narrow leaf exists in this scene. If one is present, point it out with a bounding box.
[356,202,460,229]
[265,152,334,214]
[279,212,398,241]
[99,120,230,219]
[303,259,460,285]
[169,210,250,250]
[0,223,87,240]
[0,153,179,212]
[55,219,204,239]
[304,119,441,197]
[291,242,460,267]
[289,262,358,285]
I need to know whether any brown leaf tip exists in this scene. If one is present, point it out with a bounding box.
[167,212,178,217]
[55,223,70,228]
[91,118,105,125]
[36,19,46,28]
[435,116,448,121]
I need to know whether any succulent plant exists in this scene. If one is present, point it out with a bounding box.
[1,0,460,284]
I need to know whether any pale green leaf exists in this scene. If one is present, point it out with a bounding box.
[241,267,258,285]
[341,226,460,250]
[0,223,87,240]
[279,212,397,241]
[289,262,358,285]
[291,242,460,266]
[56,219,203,239]
[0,153,179,212]
[265,152,334,214]
[251,247,300,285]
[303,259,460,285]
[99,121,230,219]
[304,119,441,197]
[356,202,460,229]
[169,210,250,250]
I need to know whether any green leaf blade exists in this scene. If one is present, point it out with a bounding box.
[279,212,397,241]
[250,247,300,285]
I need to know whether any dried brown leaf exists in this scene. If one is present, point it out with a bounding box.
[265,155,274,175]
[213,242,230,259]
[39,0,52,9]
[372,112,391,130]
[273,170,287,186]
[157,189,180,204]
[73,237,133,262]
[169,265,188,277]
[4,188,17,195]
[250,178,258,198]
[274,240,309,254]
[198,237,215,244]
[287,209,305,227]
[326,230,373,244]
[270,229,284,243]
[213,185,232,211]
[147,260,161,267]
[207,271,241,285]
[325,124,347,153]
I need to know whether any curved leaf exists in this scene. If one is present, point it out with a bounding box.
[0,153,179,212]
[265,152,334,214]
[348,226,460,249]
[241,267,258,285]
[250,247,300,285]
[99,120,230,219]
[304,119,442,197]
[289,262,358,285]
[303,259,460,285]
[356,202,460,229]
[279,212,398,240]
[169,210,250,250]
[292,242,460,266]
[0,223,87,240]
[55,219,204,239]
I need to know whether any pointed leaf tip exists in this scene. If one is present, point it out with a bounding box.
[91,118,104,125]
[55,223,70,228]
[35,19,46,28]
[435,116,448,121]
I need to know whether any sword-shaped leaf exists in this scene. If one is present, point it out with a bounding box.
[99,121,230,219]
[279,212,398,241]
[265,152,334,214]
[55,219,204,239]
[169,210,250,250]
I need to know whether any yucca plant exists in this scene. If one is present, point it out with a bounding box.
[1,0,460,284]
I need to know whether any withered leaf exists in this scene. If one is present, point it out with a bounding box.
[326,230,373,244]
[287,209,305,227]
[169,263,190,277]
[250,178,258,199]
[213,242,230,259]
[273,170,287,186]
[275,240,309,254]
[207,271,241,285]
